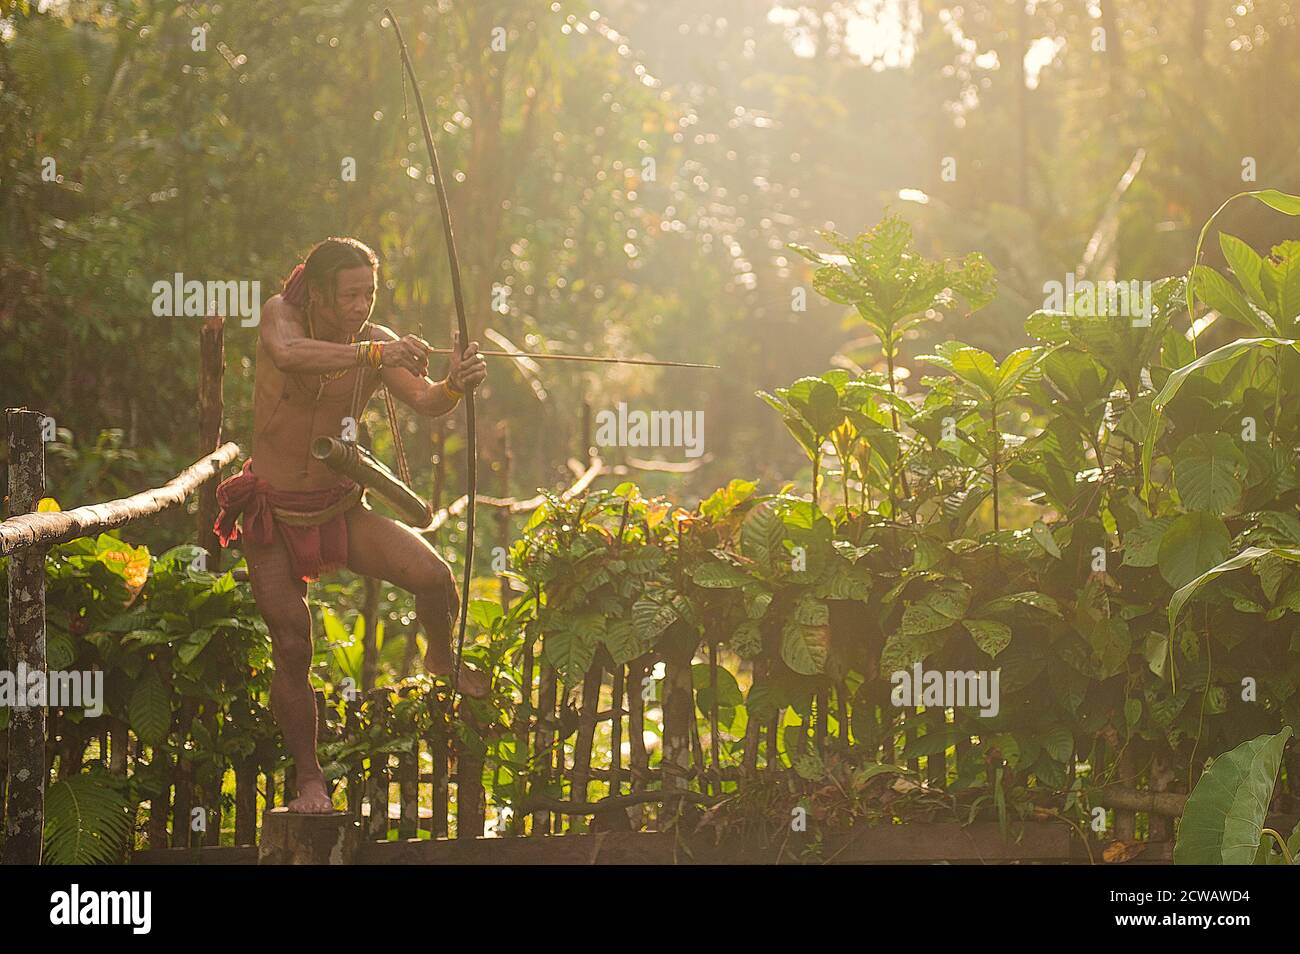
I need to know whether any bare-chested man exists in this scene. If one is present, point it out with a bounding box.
[213,236,488,813]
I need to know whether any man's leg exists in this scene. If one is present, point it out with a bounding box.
[244,529,334,812]
[344,504,490,698]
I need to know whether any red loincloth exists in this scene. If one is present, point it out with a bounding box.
[213,459,362,582]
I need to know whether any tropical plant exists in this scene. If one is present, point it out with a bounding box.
[1174,727,1297,865]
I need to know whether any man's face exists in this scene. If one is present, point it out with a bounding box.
[317,265,377,337]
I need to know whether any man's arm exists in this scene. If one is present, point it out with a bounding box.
[375,325,487,418]
[259,296,360,374]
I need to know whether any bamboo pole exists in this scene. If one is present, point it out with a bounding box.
[196,315,225,571]
[0,441,240,555]
[2,408,46,864]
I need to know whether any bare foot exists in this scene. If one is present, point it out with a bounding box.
[286,778,334,814]
[424,651,491,698]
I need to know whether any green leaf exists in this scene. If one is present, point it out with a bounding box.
[963,618,1012,657]
[780,618,829,675]
[1173,434,1245,512]
[731,622,762,658]
[741,501,786,569]
[1219,233,1271,315]
[44,772,133,865]
[1174,727,1293,864]
[880,629,951,673]
[602,619,656,665]
[1122,515,1175,567]
[1031,521,1061,558]
[900,602,955,635]
[1157,512,1231,590]
[976,591,1063,617]
[1168,546,1300,639]
[631,598,677,642]
[1141,338,1299,494]
[1252,189,1300,215]
[1191,264,1273,336]
[690,560,750,589]
[786,376,844,435]
[127,669,172,746]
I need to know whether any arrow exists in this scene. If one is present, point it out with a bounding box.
[423,348,719,369]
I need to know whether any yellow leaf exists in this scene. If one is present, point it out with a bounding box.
[1103,840,1145,864]
[37,497,61,512]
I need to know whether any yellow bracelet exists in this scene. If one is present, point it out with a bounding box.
[444,378,463,400]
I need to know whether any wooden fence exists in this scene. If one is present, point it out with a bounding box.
[8,316,1285,866]
[1,406,239,863]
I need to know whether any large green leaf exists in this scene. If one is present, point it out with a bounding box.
[1157,512,1230,590]
[780,618,829,675]
[963,618,1011,657]
[1191,264,1273,336]
[127,668,172,746]
[1218,233,1271,315]
[1174,727,1293,864]
[741,501,786,569]
[1168,546,1300,638]
[786,376,844,435]
[44,772,133,865]
[1173,434,1245,512]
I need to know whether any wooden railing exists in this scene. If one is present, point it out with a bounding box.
[1,405,239,864]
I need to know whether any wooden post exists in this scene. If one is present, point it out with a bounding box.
[196,316,225,571]
[496,421,512,610]
[234,754,258,845]
[569,661,604,833]
[513,631,533,835]
[398,739,418,839]
[360,577,379,692]
[258,808,360,864]
[456,708,486,839]
[661,652,694,792]
[365,689,390,841]
[2,408,47,864]
[742,662,762,777]
[708,642,721,795]
[609,664,624,798]
[532,661,558,834]
[628,658,649,791]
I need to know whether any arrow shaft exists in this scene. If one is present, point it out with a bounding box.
[425,348,719,369]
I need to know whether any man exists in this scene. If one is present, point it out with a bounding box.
[213,236,488,813]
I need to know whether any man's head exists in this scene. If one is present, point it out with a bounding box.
[298,237,379,339]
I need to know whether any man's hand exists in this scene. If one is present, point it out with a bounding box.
[382,334,432,377]
[448,332,487,393]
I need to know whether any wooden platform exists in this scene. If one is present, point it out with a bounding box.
[129,821,1175,865]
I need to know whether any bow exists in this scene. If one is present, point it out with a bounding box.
[386,9,476,714]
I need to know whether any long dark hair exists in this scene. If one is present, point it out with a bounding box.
[282,236,378,310]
